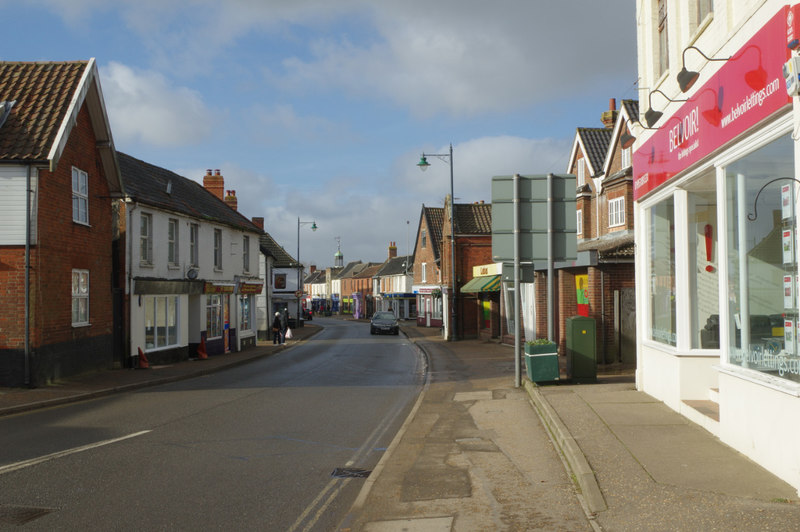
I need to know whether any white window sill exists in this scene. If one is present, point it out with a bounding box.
[716,364,800,398]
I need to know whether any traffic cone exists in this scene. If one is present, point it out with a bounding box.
[137,347,150,369]
[196,338,208,360]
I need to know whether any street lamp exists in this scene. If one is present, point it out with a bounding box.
[297,218,318,325]
[417,143,457,341]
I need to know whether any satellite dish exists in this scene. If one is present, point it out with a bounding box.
[186,268,199,280]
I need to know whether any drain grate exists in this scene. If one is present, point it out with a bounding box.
[0,505,55,525]
[331,467,371,479]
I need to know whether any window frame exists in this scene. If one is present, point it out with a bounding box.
[189,223,199,267]
[577,159,586,188]
[242,235,250,273]
[140,213,153,266]
[657,0,669,78]
[621,146,632,168]
[144,295,179,350]
[168,218,180,267]
[213,228,223,270]
[577,209,584,235]
[72,167,89,225]
[609,197,626,228]
[71,269,90,326]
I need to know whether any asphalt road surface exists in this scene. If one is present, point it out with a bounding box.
[0,318,424,531]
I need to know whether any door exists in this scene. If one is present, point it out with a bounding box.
[619,288,636,364]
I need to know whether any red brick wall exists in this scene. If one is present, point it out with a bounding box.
[413,215,440,285]
[0,104,115,384]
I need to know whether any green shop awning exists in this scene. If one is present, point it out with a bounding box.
[460,275,501,293]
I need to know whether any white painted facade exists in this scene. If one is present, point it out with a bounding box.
[635,0,800,493]
[127,202,263,359]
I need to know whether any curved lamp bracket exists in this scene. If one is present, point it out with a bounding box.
[748,177,798,221]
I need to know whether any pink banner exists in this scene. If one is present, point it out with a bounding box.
[633,6,792,200]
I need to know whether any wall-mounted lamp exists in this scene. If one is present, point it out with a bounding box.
[677,45,731,92]
[644,89,688,127]
[620,119,659,149]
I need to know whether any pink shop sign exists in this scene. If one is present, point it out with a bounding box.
[633,5,792,201]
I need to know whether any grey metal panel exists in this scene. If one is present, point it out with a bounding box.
[491,174,578,263]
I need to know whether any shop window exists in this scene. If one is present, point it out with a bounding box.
[686,173,719,349]
[240,295,251,331]
[207,294,223,338]
[725,133,799,383]
[647,196,676,346]
[144,295,178,350]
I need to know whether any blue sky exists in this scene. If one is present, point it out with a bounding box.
[2,0,637,268]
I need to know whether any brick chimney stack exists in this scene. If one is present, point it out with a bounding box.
[203,169,225,200]
[251,217,264,230]
[224,189,238,211]
[601,98,618,129]
[388,241,397,259]
[310,265,317,273]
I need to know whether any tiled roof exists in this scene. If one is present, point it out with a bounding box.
[0,61,87,161]
[578,127,613,176]
[335,261,365,279]
[454,202,492,234]
[423,206,444,261]
[621,99,639,122]
[259,232,297,267]
[305,270,325,283]
[376,255,413,276]
[118,152,263,234]
[353,263,382,279]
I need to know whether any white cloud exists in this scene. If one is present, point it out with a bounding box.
[100,62,214,147]
[245,104,351,145]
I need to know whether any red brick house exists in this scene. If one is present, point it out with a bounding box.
[552,98,637,365]
[411,199,492,339]
[0,60,123,386]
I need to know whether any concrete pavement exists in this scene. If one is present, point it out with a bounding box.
[341,324,800,531]
[2,320,799,530]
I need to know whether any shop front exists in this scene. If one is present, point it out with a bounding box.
[633,5,800,492]
[461,263,502,340]
[414,286,443,328]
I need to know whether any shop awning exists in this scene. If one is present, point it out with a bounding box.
[460,275,501,293]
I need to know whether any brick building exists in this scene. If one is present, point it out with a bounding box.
[0,60,123,386]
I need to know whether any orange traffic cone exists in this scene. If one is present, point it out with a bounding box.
[137,347,150,369]
[196,338,208,360]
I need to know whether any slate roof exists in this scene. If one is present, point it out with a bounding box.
[259,232,297,267]
[0,59,121,192]
[118,152,262,234]
[422,205,444,261]
[376,255,413,277]
[334,261,365,280]
[577,127,614,176]
[353,263,382,279]
[305,270,325,284]
[621,99,639,121]
[453,202,492,234]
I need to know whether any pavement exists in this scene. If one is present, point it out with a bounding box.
[2,320,800,531]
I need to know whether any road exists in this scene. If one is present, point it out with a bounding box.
[0,318,424,531]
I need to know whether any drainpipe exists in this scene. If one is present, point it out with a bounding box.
[127,201,137,365]
[24,165,31,387]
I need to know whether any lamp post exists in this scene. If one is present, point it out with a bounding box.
[297,217,318,325]
[417,143,457,341]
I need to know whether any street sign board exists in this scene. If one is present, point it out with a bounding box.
[491,174,577,265]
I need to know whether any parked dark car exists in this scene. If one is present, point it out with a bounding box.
[303,308,313,321]
[370,311,399,335]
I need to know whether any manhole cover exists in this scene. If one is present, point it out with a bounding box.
[331,467,372,479]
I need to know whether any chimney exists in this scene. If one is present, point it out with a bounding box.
[388,241,398,259]
[601,98,618,129]
[310,265,317,273]
[203,168,224,200]
[251,217,264,230]
[224,189,238,211]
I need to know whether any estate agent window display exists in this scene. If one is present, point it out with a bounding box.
[644,131,800,385]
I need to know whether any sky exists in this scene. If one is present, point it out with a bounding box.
[2,0,637,269]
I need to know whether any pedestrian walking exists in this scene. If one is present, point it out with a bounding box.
[279,308,289,344]
[272,312,282,345]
